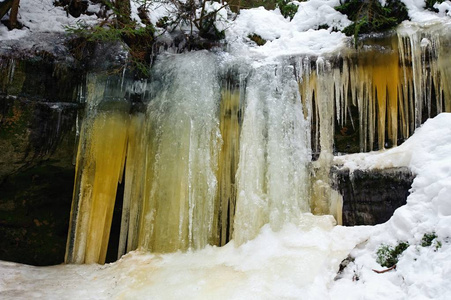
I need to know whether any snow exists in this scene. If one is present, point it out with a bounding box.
[403,0,451,22]
[224,0,451,61]
[0,218,372,299]
[2,113,451,299]
[226,2,350,60]
[331,113,451,299]
[0,0,99,40]
[436,1,451,16]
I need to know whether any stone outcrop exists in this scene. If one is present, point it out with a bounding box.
[332,166,415,226]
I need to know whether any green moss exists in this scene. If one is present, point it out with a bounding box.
[421,232,437,247]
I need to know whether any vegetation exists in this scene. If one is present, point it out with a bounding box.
[66,21,155,75]
[376,241,409,267]
[421,232,442,249]
[276,0,299,20]
[63,0,228,76]
[54,0,90,18]
[248,33,267,46]
[336,0,409,45]
[149,0,228,41]
[227,0,277,13]
[375,233,443,269]
[64,1,155,76]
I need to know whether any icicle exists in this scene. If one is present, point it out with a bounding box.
[8,58,15,83]
[410,33,423,129]
[437,31,451,112]
[216,84,241,246]
[421,38,432,118]
[65,73,130,264]
[398,34,410,140]
[118,113,146,259]
[309,58,336,216]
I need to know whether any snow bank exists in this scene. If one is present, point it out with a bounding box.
[226,1,350,60]
[402,0,451,22]
[331,113,451,299]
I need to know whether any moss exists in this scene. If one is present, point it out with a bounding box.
[248,34,267,46]
[421,232,437,247]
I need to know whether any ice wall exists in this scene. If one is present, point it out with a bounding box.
[66,26,451,264]
[325,25,451,152]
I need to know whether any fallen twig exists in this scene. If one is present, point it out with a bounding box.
[372,265,396,274]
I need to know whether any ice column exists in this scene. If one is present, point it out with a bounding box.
[233,63,311,245]
[65,73,130,264]
[135,52,221,252]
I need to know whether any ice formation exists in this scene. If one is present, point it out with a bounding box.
[63,22,451,263]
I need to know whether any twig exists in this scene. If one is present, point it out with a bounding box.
[372,265,396,274]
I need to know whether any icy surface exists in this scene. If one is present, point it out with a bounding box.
[2,114,451,299]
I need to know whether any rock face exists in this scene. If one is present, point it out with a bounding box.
[332,166,415,226]
[0,34,80,265]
